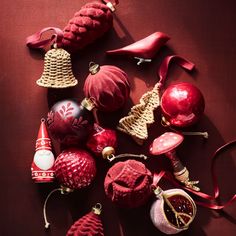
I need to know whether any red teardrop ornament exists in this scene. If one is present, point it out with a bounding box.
[161,82,205,127]
[83,63,130,112]
[86,123,117,158]
[104,159,153,208]
[54,148,96,190]
[47,99,94,146]
[62,2,114,53]
[66,204,104,236]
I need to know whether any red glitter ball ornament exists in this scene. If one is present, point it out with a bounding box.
[161,82,205,127]
[83,63,130,112]
[54,148,96,190]
[47,99,94,146]
[86,123,117,158]
[66,204,104,236]
[104,159,153,208]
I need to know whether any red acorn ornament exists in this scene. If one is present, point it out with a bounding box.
[66,203,104,236]
[54,148,96,190]
[86,123,117,159]
[104,159,153,208]
[83,62,130,112]
[161,82,205,128]
[31,118,55,183]
[47,99,94,146]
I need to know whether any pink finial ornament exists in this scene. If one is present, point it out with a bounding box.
[31,119,55,183]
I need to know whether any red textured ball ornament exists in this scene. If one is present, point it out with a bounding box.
[62,2,114,53]
[161,82,205,127]
[86,123,117,158]
[104,159,153,208]
[83,63,130,112]
[47,99,94,146]
[54,148,96,190]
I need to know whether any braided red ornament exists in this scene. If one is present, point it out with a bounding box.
[54,148,96,190]
[104,159,153,208]
[62,2,114,53]
[67,204,104,236]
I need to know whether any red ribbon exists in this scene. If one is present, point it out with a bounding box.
[152,140,236,209]
[157,55,195,86]
[26,27,63,49]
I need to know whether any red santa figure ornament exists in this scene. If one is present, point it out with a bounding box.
[31,118,55,183]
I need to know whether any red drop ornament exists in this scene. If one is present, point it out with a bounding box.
[54,148,96,190]
[86,123,117,158]
[161,82,205,127]
[83,62,130,112]
[66,203,104,236]
[104,159,153,208]
[47,99,94,146]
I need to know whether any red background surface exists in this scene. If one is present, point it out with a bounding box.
[0,0,236,235]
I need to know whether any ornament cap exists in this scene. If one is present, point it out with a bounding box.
[81,98,95,111]
[92,203,102,215]
[102,146,115,159]
[89,62,100,75]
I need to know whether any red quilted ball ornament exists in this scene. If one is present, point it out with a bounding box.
[104,159,153,208]
[161,82,205,127]
[83,62,130,112]
[67,203,104,236]
[86,123,117,159]
[47,99,94,146]
[54,148,96,190]
[62,2,115,53]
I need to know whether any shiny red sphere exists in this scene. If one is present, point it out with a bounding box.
[161,83,205,127]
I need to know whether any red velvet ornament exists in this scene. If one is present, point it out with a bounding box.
[161,82,205,127]
[54,148,96,190]
[66,204,104,236]
[47,99,94,146]
[62,2,114,53]
[83,63,130,112]
[86,123,117,158]
[104,159,153,208]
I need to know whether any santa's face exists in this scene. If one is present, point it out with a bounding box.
[33,150,55,170]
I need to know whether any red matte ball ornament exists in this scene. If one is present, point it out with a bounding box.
[83,62,130,112]
[86,123,117,158]
[47,99,94,146]
[161,82,205,127]
[54,148,96,190]
[104,159,153,208]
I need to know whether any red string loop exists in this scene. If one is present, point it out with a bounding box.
[157,55,195,86]
[26,27,63,49]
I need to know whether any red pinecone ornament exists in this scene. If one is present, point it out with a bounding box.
[62,2,113,53]
[86,123,117,158]
[67,204,104,236]
[104,159,153,208]
[54,148,96,190]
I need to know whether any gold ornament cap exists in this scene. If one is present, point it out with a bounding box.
[92,203,102,215]
[102,146,115,159]
[81,98,95,111]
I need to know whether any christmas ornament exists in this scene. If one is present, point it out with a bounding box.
[104,159,153,208]
[118,55,195,145]
[161,82,205,127]
[31,118,55,183]
[47,99,94,146]
[66,203,104,236]
[83,62,130,112]
[54,148,96,190]
[37,44,78,88]
[150,132,200,191]
[26,1,119,53]
[150,187,196,234]
[107,31,170,65]
[86,123,117,158]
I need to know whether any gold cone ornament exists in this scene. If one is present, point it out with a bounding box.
[37,45,78,88]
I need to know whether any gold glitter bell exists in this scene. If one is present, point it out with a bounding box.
[37,45,78,88]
